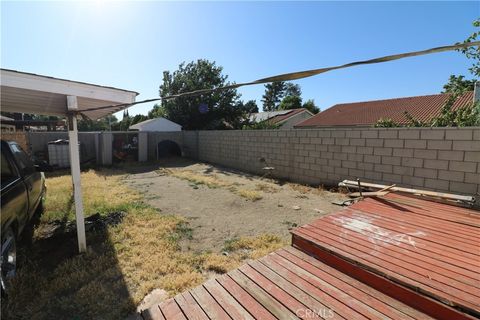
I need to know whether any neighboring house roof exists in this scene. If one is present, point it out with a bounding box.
[129,117,182,131]
[250,108,312,124]
[269,108,312,124]
[249,110,291,123]
[296,91,474,127]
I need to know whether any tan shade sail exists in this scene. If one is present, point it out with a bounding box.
[0,69,138,119]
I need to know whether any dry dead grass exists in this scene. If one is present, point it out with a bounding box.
[2,169,286,320]
[255,183,279,193]
[236,189,263,201]
[42,170,142,222]
[159,168,232,189]
[161,168,265,201]
[288,182,326,195]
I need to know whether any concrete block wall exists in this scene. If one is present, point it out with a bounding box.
[27,132,98,161]
[147,132,184,160]
[193,127,480,196]
[25,127,480,196]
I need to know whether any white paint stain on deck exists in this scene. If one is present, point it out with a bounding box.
[336,215,426,248]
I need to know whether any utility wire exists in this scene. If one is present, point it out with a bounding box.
[81,41,480,114]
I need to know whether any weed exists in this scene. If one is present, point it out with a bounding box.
[288,183,326,195]
[236,189,263,201]
[255,183,278,193]
[159,168,232,189]
[282,221,299,229]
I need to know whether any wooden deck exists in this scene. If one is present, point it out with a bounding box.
[142,246,435,319]
[292,193,479,320]
[142,193,479,319]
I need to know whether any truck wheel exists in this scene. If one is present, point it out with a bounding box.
[1,227,17,295]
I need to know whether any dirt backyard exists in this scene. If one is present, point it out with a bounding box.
[2,160,348,320]
[123,158,347,253]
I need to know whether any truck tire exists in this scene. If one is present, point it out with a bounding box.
[1,227,17,295]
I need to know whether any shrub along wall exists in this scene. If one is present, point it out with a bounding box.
[163,127,479,196]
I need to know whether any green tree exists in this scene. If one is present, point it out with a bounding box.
[78,115,118,131]
[130,114,148,125]
[242,100,259,114]
[159,59,244,130]
[262,81,286,111]
[442,75,476,94]
[148,103,167,119]
[374,118,397,128]
[284,83,302,97]
[302,99,320,114]
[429,96,479,127]
[373,96,480,128]
[279,95,302,110]
[457,18,480,77]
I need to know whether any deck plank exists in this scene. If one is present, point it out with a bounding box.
[246,261,336,319]
[216,274,277,320]
[305,220,479,287]
[341,205,480,246]
[293,227,479,310]
[203,278,255,320]
[279,247,435,320]
[174,292,209,320]
[261,253,403,320]
[251,259,356,320]
[238,264,321,319]
[190,285,231,319]
[356,198,480,234]
[159,299,187,320]
[228,269,298,320]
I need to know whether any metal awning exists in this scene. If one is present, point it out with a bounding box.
[0,68,138,252]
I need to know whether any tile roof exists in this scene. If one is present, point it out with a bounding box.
[296,91,474,127]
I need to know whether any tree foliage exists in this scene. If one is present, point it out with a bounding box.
[262,81,286,111]
[279,95,302,110]
[457,18,480,77]
[284,83,302,97]
[148,103,167,119]
[442,75,476,94]
[302,99,320,114]
[78,115,119,131]
[159,59,246,130]
[374,118,396,128]
[241,100,259,114]
[373,95,480,128]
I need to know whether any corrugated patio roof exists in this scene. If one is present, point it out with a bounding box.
[296,91,474,127]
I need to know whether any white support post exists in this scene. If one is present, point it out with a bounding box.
[67,96,87,253]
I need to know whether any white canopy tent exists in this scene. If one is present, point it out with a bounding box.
[1,69,138,252]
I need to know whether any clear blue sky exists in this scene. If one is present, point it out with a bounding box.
[1,1,478,118]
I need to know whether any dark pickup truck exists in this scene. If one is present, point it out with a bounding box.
[1,140,46,293]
